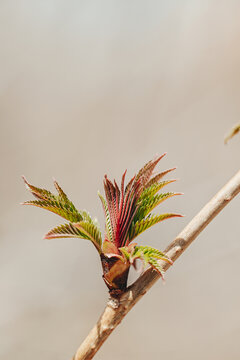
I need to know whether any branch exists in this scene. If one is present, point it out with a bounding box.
[72,169,240,360]
[224,123,240,144]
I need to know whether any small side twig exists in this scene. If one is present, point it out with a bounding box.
[72,169,240,360]
[224,123,240,144]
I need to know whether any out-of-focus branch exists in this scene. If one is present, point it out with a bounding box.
[224,123,240,144]
[72,169,240,360]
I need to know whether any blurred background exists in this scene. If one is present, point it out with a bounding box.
[0,1,240,359]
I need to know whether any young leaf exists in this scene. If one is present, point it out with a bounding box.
[134,154,166,188]
[129,213,182,241]
[22,177,83,222]
[135,192,181,221]
[145,167,176,188]
[131,245,172,278]
[22,176,56,201]
[22,199,83,222]
[139,180,176,201]
[73,221,102,252]
[98,191,112,241]
[133,245,172,265]
[44,222,102,252]
[53,179,69,201]
[44,223,85,239]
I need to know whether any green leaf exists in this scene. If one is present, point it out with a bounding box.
[22,199,83,222]
[139,180,176,200]
[131,245,172,277]
[45,221,102,252]
[119,247,131,261]
[22,176,56,201]
[44,223,86,239]
[73,221,102,252]
[145,167,176,188]
[22,177,102,252]
[129,213,182,241]
[136,192,181,221]
[133,245,172,265]
[98,191,112,241]
[22,177,83,222]
[53,179,69,201]
[147,257,165,276]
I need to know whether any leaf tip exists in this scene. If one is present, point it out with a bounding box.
[22,175,30,189]
[155,152,167,162]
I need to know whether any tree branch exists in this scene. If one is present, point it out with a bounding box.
[72,169,240,360]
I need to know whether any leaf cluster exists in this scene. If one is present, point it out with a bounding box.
[22,176,102,252]
[22,154,182,287]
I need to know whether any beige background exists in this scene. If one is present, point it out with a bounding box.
[0,1,240,359]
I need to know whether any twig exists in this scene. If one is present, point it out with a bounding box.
[72,169,240,360]
[224,123,240,144]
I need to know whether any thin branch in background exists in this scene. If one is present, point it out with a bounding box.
[72,169,240,360]
[224,123,240,144]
